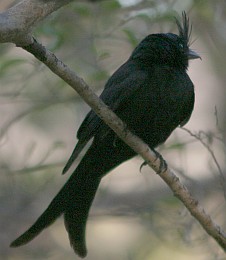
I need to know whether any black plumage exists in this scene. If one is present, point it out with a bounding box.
[10,12,200,258]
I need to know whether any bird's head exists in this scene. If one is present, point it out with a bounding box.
[131,11,201,70]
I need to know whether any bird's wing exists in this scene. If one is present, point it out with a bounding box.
[179,89,195,127]
[62,61,147,174]
[77,61,147,141]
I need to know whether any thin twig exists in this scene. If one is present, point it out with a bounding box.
[182,127,226,199]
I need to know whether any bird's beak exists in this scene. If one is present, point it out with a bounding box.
[188,49,201,60]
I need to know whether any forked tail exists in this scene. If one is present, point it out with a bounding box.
[10,160,101,258]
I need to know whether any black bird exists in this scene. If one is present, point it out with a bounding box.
[10,12,200,258]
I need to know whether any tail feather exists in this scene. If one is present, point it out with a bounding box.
[64,176,101,258]
[10,185,66,247]
[10,171,101,258]
[62,139,89,175]
[10,209,62,247]
[10,140,135,257]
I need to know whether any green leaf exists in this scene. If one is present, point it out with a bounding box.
[100,0,121,11]
[123,28,139,47]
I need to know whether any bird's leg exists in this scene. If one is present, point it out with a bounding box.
[152,149,167,174]
[139,147,157,172]
[140,148,168,174]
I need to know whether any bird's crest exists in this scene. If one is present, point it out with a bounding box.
[175,11,192,46]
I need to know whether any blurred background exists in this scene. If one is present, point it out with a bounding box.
[0,0,226,259]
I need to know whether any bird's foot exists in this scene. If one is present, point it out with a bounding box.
[139,161,148,172]
[139,149,168,174]
[151,148,167,174]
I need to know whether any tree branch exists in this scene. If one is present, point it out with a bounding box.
[0,0,72,45]
[21,38,226,252]
[0,0,105,45]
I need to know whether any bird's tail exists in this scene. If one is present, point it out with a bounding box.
[10,141,135,257]
[10,145,104,258]
[11,174,100,257]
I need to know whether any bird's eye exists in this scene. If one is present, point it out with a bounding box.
[179,43,184,49]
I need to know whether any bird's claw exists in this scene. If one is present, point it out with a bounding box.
[140,149,167,174]
[151,149,168,174]
[139,161,148,172]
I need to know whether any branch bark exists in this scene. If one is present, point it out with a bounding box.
[0,0,105,44]
[0,0,72,45]
[1,0,226,254]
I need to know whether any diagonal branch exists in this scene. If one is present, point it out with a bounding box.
[0,0,105,45]
[21,37,226,252]
[0,0,72,45]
